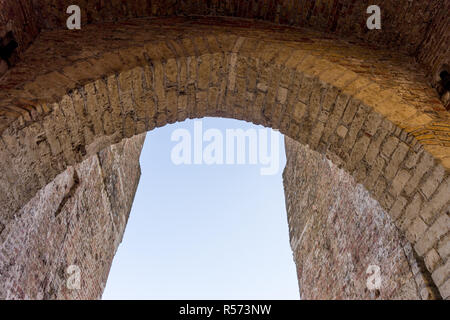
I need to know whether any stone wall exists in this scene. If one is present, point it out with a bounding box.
[0,134,145,299]
[0,18,448,298]
[3,131,442,300]
[0,0,40,71]
[283,137,440,299]
[1,1,447,84]
[0,5,448,299]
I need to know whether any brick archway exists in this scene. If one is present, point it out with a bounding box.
[0,17,449,299]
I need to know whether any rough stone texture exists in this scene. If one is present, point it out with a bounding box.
[1,1,448,88]
[1,17,448,132]
[0,17,448,297]
[0,134,145,299]
[0,5,448,299]
[0,0,40,62]
[283,137,440,300]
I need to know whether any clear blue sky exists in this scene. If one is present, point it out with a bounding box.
[102,117,300,300]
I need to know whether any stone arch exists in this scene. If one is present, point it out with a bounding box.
[2,1,449,87]
[0,18,449,298]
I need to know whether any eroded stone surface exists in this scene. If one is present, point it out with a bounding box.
[283,137,440,299]
[0,21,448,296]
[0,134,145,299]
[1,1,448,86]
[0,4,448,299]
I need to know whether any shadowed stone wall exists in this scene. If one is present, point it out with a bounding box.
[0,18,448,298]
[283,137,441,299]
[0,134,145,299]
[0,3,448,299]
[1,131,444,300]
[1,1,448,87]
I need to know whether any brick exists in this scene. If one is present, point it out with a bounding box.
[438,234,450,259]
[336,125,348,138]
[347,135,370,171]
[309,121,325,149]
[307,82,323,123]
[277,87,288,104]
[403,152,435,196]
[321,94,349,141]
[424,249,442,272]
[341,105,368,153]
[364,156,385,191]
[406,217,428,243]
[404,150,421,169]
[389,196,408,221]
[341,98,359,125]
[363,111,383,136]
[432,258,450,286]
[390,169,411,196]
[384,142,409,181]
[420,178,450,224]
[415,214,450,256]
[420,165,445,199]
[381,136,399,158]
[365,129,390,166]
[399,194,422,229]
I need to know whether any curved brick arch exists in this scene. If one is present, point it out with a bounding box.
[0,18,449,298]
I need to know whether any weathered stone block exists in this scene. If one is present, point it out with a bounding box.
[416,214,450,256]
[424,249,442,272]
[432,258,450,287]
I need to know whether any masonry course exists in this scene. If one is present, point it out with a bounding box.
[283,137,440,299]
[0,2,448,299]
[0,134,144,299]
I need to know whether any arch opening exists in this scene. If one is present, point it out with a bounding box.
[0,17,449,299]
[0,117,440,299]
[103,118,300,300]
